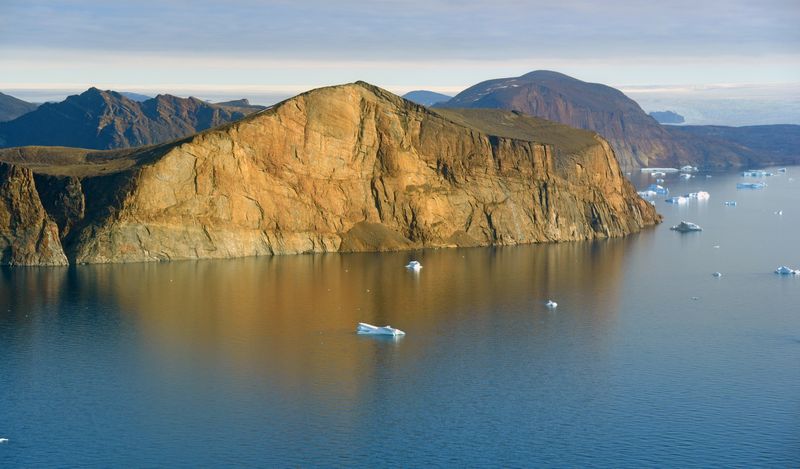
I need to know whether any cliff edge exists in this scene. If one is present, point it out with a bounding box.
[0,82,660,264]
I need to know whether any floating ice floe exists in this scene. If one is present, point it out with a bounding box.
[686,191,710,200]
[0,438,7,444]
[705,175,713,178]
[357,322,406,336]
[712,272,722,277]
[646,184,669,195]
[737,182,766,189]
[641,167,679,173]
[637,190,657,198]
[774,266,800,275]
[679,173,692,180]
[670,221,703,232]
[656,178,665,183]
[724,201,737,206]
[651,171,666,177]
[546,300,558,308]
[778,168,787,173]
[680,165,698,172]
[775,210,783,215]
[742,170,773,177]
[405,260,422,271]
[665,196,689,204]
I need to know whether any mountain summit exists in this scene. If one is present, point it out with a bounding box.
[438,70,677,169]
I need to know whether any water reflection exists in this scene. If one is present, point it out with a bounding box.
[2,239,631,401]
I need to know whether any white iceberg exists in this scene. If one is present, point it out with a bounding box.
[665,196,689,204]
[0,438,7,444]
[680,165,698,172]
[679,173,692,180]
[637,190,657,198]
[646,184,669,195]
[641,167,679,173]
[724,201,737,206]
[670,221,702,232]
[712,272,722,277]
[686,191,710,200]
[405,260,422,271]
[546,300,558,308]
[775,210,783,215]
[774,266,800,275]
[357,322,406,336]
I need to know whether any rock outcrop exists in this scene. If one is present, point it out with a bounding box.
[0,88,264,150]
[0,82,659,265]
[0,162,68,265]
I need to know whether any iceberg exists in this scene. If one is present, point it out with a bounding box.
[679,173,692,180]
[670,221,702,232]
[680,165,698,172]
[405,260,422,271]
[724,201,737,206]
[637,190,657,198]
[546,300,558,308]
[356,322,406,336]
[737,182,766,189]
[646,184,669,195]
[778,168,787,173]
[686,191,710,200]
[665,196,689,204]
[774,266,800,275]
[656,178,665,183]
[712,272,722,277]
[641,167,679,173]
[0,438,7,444]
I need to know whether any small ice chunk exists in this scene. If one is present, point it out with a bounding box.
[646,184,669,195]
[0,438,7,444]
[405,260,422,271]
[775,210,783,215]
[724,201,737,206]
[712,272,722,277]
[545,300,557,308]
[665,196,689,204]
[357,322,406,336]
[679,173,692,179]
[670,221,702,232]
[774,266,800,275]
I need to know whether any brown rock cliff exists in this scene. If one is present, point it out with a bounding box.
[1,82,660,264]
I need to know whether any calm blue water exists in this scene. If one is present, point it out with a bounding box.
[1,168,799,467]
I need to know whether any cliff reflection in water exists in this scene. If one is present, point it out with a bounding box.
[1,240,630,400]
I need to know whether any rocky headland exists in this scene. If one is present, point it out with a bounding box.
[0,82,660,265]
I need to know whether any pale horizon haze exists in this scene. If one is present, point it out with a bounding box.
[1,0,799,125]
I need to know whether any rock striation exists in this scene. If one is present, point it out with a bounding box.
[0,82,659,264]
[0,162,67,265]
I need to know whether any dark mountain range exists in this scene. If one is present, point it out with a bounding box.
[402,90,453,106]
[0,88,262,150]
[437,70,799,169]
[667,124,800,164]
[0,92,39,122]
[649,110,685,124]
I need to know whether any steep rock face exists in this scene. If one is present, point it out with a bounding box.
[0,88,262,150]
[439,70,679,169]
[1,82,659,264]
[0,162,67,265]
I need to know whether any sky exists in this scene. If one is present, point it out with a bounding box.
[1,0,799,123]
